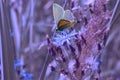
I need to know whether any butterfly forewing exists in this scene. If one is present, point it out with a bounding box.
[53,3,64,24]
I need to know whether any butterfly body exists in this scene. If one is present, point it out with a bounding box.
[56,26,68,31]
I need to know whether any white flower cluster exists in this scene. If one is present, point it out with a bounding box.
[52,30,78,46]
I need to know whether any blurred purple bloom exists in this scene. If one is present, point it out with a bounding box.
[14,60,21,70]
[20,70,33,80]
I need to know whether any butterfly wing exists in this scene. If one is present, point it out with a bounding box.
[58,19,71,28]
[63,10,74,22]
[57,19,76,31]
[53,3,64,24]
[57,19,70,31]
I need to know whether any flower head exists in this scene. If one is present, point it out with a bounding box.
[52,29,78,46]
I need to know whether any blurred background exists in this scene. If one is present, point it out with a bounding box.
[0,0,120,80]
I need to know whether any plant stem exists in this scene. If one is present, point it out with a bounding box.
[0,0,17,80]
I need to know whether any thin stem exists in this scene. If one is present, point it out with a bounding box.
[107,0,120,31]
[29,0,34,52]
[63,0,67,8]
[38,52,50,80]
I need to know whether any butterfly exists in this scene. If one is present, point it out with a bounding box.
[53,3,77,31]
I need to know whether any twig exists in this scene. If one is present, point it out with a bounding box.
[106,0,120,31]
[38,52,50,80]
[105,0,120,47]
[29,0,34,52]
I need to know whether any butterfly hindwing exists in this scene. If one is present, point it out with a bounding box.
[57,19,70,31]
[58,19,71,28]
[57,19,76,31]
[63,10,74,22]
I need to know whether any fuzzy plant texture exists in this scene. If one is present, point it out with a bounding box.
[43,0,113,80]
